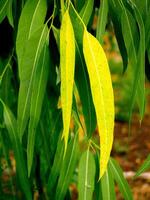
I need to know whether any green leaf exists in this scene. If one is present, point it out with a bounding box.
[78,148,96,200]
[79,0,94,26]
[101,166,116,200]
[83,29,114,178]
[17,25,49,140]
[96,0,108,44]
[69,3,96,137]
[60,10,75,153]
[47,136,64,195]
[7,0,14,27]
[127,2,145,121]
[0,0,9,23]
[16,0,47,67]
[27,42,50,176]
[109,158,133,200]
[55,132,79,200]
[0,100,32,200]
[135,154,150,177]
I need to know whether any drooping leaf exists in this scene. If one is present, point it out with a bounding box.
[0,0,9,23]
[109,158,133,200]
[83,29,114,178]
[55,132,79,200]
[27,42,50,176]
[96,0,108,44]
[0,100,32,200]
[101,166,116,200]
[79,0,94,26]
[7,0,14,27]
[16,0,47,67]
[60,10,75,153]
[70,3,96,137]
[135,154,150,177]
[17,25,49,140]
[78,148,96,200]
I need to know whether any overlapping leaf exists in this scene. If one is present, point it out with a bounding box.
[60,10,75,153]
[27,41,50,176]
[0,0,9,23]
[83,29,114,178]
[0,100,32,200]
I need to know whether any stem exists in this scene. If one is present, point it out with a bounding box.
[60,0,65,15]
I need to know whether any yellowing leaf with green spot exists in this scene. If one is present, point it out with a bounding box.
[83,28,114,178]
[60,10,75,154]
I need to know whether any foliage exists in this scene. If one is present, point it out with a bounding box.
[0,0,150,199]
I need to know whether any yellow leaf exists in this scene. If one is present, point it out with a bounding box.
[60,10,75,154]
[83,29,114,178]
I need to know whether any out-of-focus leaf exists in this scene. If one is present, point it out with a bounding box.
[16,0,47,67]
[78,148,96,200]
[17,25,48,140]
[101,166,116,200]
[27,42,50,176]
[55,132,79,200]
[7,0,14,27]
[0,100,32,200]
[109,158,133,200]
[60,10,75,153]
[96,0,108,44]
[79,0,94,26]
[0,0,9,23]
[83,28,114,178]
[70,3,96,137]
[135,154,150,177]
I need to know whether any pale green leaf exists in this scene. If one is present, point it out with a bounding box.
[135,154,150,177]
[83,29,114,178]
[16,0,47,67]
[27,43,50,176]
[101,166,116,200]
[109,158,133,200]
[78,148,96,200]
[60,10,75,153]
[17,25,49,140]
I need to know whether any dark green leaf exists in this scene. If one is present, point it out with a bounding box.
[79,0,94,26]
[55,132,79,200]
[109,158,133,200]
[0,0,9,23]
[96,0,108,44]
[7,0,14,27]
[0,100,32,200]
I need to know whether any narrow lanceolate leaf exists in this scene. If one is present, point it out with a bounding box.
[17,25,49,140]
[60,10,75,153]
[83,29,114,178]
[0,100,32,200]
[0,0,9,23]
[109,158,133,200]
[78,148,96,200]
[7,0,14,27]
[27,43,50,176]
[16,0,47,67]
[101,166,116,200]
[96,0,108,44]
[79,0,94,26]
[135,154,150,177]
[55,132,79,200]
